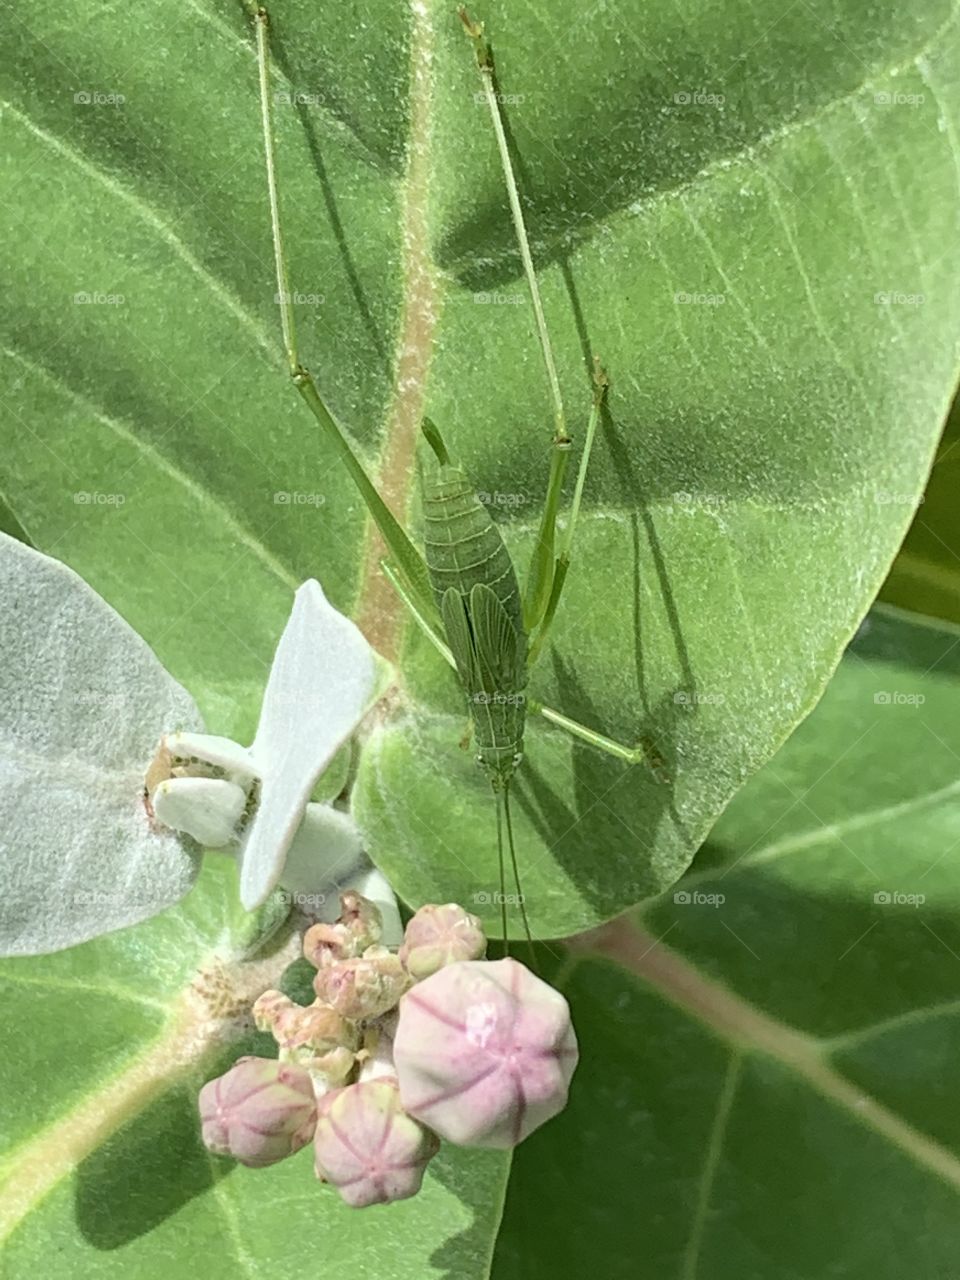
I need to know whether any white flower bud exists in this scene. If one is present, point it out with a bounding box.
[152,776,248,848]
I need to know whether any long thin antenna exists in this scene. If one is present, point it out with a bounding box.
[503,783,535,962]
[494,788,510,954]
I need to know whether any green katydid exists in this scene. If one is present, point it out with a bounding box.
[252,5,665,949]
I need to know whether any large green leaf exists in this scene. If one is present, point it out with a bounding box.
[494,605,960,1277]
[0,859,508,1276]
[3,0,960,936]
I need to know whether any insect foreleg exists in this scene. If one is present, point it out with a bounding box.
[459,8,571,634]
[254,7,435,625]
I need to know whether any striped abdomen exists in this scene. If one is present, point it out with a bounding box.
[423,465,528,785]
[423,467,523,630]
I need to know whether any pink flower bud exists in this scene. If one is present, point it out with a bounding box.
[199,1056,317,1167]
[314,1079,439,1207]
[255,992,356,1053]
[313,947,409,1019]
[252,989,295,1033]
[302,893,383,968]
[393,958,578,1149]
[399,903,486,980]
[303,922,354,968]
[339,891,383,951]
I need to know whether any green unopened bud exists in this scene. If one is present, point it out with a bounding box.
[199,1056,317,1167]
[399,903,487,980]
[357,1011,398,1084]
[310,1044,358,1088]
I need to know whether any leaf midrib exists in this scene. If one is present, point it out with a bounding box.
[575,919,960,1198]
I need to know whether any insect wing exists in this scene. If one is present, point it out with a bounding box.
[468,582,523,697]
[440,587,480,691]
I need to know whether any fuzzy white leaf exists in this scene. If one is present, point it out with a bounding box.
[0,533,202,955]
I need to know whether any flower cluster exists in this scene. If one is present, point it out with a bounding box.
[199,894,578,1207]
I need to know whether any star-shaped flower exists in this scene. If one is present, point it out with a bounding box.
[150,578,385,911]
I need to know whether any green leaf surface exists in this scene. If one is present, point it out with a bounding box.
[3,0,960,939]
[494,605,960,1278]
[0,858,509,1277]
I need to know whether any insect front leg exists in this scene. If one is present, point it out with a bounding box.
[253,6,436,627]
[459,10,571,635]
[527,357,608,666]
[460,11,608,666]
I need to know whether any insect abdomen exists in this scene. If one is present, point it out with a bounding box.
[423,467,523,634]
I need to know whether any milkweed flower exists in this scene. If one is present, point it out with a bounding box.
[198,895,578,1207]
[393,957,578,1148]
[199,1056,318,1167]
[149,579,383,910]
[313,1079,439,1207]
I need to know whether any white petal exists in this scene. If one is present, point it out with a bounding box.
[0,533,202,955]
[280,803,366,901]
[239,580,377,909]
[153,777,248,848]
[163,731,255,779]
